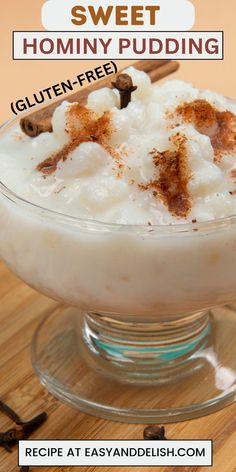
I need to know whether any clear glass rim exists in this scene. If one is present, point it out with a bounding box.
[1,110,236,236]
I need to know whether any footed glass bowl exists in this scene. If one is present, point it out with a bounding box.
[0,117,236,423]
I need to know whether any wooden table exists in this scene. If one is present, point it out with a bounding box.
[0,261,235,472]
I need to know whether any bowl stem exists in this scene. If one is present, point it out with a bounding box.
[81,310,212,384]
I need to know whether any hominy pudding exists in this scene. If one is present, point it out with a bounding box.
[0,67,236,315]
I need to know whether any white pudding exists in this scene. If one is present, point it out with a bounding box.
[0,68,236,317]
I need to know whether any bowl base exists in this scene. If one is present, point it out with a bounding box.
[32,305,236,423]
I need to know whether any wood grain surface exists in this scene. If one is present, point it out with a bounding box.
[0,261,235,472]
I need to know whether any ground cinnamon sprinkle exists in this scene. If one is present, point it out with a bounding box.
[231,168,236,179]
[176,99,217,131]
[230,168,236,195]
[212,111,236,160]
[139,133,191,218]
[176,99,236,161]
[37,104,114,175]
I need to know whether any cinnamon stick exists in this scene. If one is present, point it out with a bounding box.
[149,60,179,82]
[20,60,179,137]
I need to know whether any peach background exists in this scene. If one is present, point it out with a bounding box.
[1,0,236,123]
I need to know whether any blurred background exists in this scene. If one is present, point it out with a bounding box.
[1,0,235,123]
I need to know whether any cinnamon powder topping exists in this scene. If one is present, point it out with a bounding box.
[212,111,236,160]
[176,99,236,161]
[37,104,113,175]
[140,133,191,218]
[177,99,217,131]
[230,168,236,179]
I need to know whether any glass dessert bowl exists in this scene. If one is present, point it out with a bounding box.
[1,69,236,422]
[1,117,236,422]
